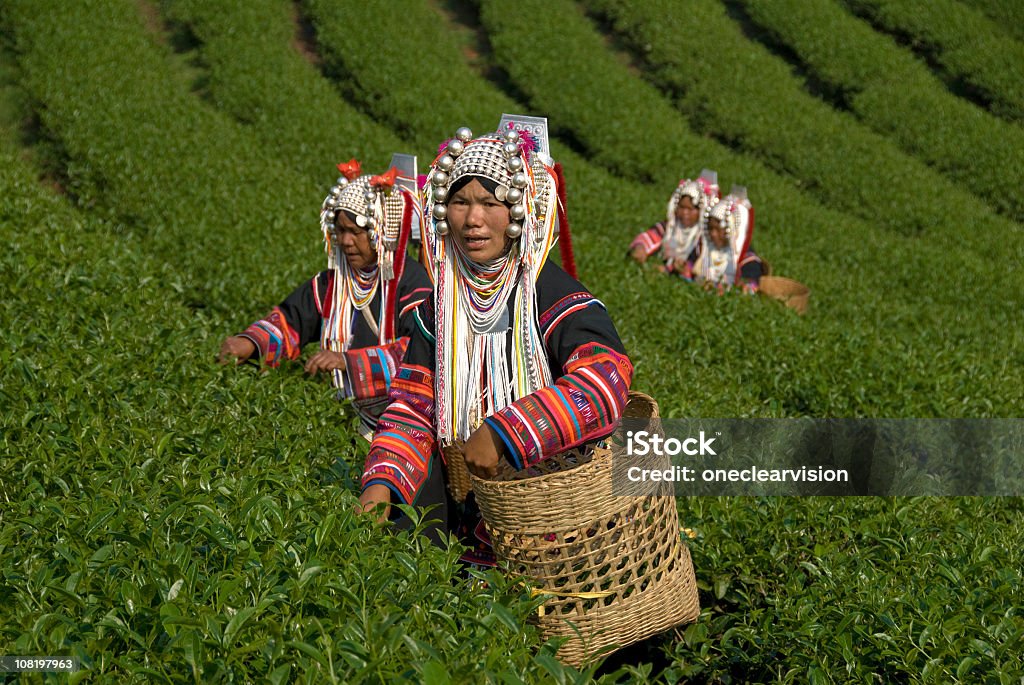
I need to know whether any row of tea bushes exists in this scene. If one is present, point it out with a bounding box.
[163,0,404,181]
[1,0,317,313]
[842,0,1024,123]
[735,0,1024,222]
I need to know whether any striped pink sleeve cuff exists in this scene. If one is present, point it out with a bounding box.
[486,344,633,469]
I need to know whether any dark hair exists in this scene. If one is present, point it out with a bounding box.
[448,175,506,204]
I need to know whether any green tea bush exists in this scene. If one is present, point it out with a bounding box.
[668,497,1024,682]
[841,0,1024,123]
[735,0,1024,222]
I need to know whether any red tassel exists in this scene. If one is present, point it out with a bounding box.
[553,162,577,280]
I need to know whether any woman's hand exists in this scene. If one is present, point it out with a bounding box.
[218,336,256,364]
[464,424,505,479]
[358,483,392,521]
[305,350,347,376]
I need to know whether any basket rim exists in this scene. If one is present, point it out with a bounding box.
[759,274,809,292]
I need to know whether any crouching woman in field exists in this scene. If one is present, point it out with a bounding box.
[629,173,720,275]
[358,125,633,560]
[217,160,431,436]
[685,194,764,293]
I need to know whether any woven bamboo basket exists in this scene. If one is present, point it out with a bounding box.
[443,440,473,503]
[759,275,810,314]
[469,392,700,665]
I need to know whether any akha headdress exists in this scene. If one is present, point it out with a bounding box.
[320,159,417,282]
[706,189,753,253]
[695,191,754,286]
[662,170,720,264]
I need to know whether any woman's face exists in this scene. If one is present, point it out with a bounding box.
[335,211,377,271]
[447,178,512,262]
[675,195,700,228]
[708,218,729,249]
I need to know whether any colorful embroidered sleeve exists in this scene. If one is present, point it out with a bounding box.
[629,222,666,258]
[239,306,301,367]
[361,303,438,504]
[238,272,331,366]
[344,337,410,428]
[484,272,633,469]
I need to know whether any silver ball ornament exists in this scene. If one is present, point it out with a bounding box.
[435,219,450,235]
[505,222,523,238]
[509,203,526,221]
[504,129,520,142]
[432,170,449,186]
[511,172,528,189]
[432,203,448,220]
[506,187,523,204]
[507,156,524,173]
[433,186,448,202]
[502,141,519,158]
[364,189,376,203]
[437,154,455,172]
[336,177,349,186]
[455,126,473,142]
[447,139,464,156]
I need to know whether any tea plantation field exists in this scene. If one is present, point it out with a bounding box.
[1,0,1022,682]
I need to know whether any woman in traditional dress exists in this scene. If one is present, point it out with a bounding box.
[218,159,431,436]
[686,193,764,293]
[358,124,633,556]
[629,173,720,274]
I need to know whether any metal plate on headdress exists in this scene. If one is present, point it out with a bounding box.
[699,168,719,186]
[390,152,420,241]
[495,185,509,201]
[498,113,550,162]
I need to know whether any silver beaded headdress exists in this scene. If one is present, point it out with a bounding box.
[661,170,720,265]
[706,191,752,251]
[666,169,720,226]
[426,125,554,244]
[319,159,417,282]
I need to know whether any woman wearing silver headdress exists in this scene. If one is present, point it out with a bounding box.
[218,159,431,435]
[358,124,633,557]
[686,193,764,292]
[630,174,720,274]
